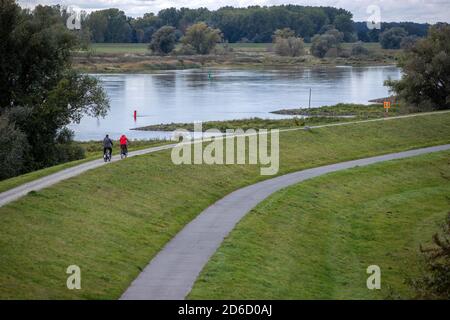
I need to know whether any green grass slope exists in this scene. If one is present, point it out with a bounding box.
[189,150,450,299]
[0,113,449,299]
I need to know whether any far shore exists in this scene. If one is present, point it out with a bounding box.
[73,42,401,73]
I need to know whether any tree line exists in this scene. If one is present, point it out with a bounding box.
[80,5,430,45]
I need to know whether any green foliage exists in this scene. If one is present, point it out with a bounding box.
[0,115,29,180]
[411,213,450,299]
[386,25,450,111]
[149,26,177,54]
[85,8,132,43]
[351,41,370,56]
[274,36,305,57]
[380,27,408,49]
[333,14,355,42]
[273,28,296,40]
[0,0,109,177]
[181,22,222,55]
[311,29,344,58]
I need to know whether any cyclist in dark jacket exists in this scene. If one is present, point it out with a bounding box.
[103,134,113,158]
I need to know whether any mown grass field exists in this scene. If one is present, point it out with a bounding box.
[189,150,450,299]
[0,112,449,299]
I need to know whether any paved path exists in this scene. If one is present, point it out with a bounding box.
[121,144,450,300]
[2,110,449,208]
[0,144,177,207]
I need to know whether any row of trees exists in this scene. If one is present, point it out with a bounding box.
[148,23,222,55]
[80,6,431,45]
[0,1,109,180]
[82,5,355,44]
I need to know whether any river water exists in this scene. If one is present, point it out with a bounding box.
[70,66,401,141]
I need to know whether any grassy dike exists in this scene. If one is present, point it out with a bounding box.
[0,140,168,194]
[189,150,450,299]
[0,113,449,299]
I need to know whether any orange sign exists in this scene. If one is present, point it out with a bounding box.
[384,101,391,109]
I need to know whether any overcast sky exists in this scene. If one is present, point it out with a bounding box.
[18,0,450,23]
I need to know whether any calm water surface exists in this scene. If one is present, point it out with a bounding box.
[70,66,401,141]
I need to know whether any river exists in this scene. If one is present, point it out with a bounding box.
[70,66,401,141]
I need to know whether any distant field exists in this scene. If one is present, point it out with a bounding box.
[90,43,149,54]
[89,42,387,55]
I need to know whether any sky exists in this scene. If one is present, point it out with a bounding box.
[17,0,450,23]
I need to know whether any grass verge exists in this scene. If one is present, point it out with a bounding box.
[189,150,450,299]
[0,112,449,299]
[0,139,168,194]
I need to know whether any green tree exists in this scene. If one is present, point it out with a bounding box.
[380,27,408,49]
[149,26,177,54]
[0,1,109,173]
[386,25,450,111]
[333,14,355,42]
[310,29,343,58]
[181,22,222,54]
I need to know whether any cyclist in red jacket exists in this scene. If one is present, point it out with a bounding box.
[120,134,130,159]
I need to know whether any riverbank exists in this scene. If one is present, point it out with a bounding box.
[271,103,404,117]
[132,104,404,132]
[73,43,400,73]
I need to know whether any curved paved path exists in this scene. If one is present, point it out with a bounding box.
[121,144,450,300]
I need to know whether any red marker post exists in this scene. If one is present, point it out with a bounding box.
[134,110,137,121]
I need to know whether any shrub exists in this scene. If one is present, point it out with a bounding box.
[274,36,305,57]
[53,128,85,164]
[380,27,408,49]
[181,22,222,55]
[310,29,344,58]
[149,26,177,54]
[351,42,370,56]
[0,115,29,180]
[410,212,450,299]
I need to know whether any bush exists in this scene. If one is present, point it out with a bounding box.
[174,44,196,55]
[149,26,177,54]
[310,29,344,58]
[380,27,408,49]
[53,128,85,164]
[410,212,450,299]
[0,115,29,180]
[400,35,419,50]
[274,36,305,57]
[351,42,370,56]
[181,22,222,55]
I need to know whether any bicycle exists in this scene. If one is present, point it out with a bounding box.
[104,149,112,162]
